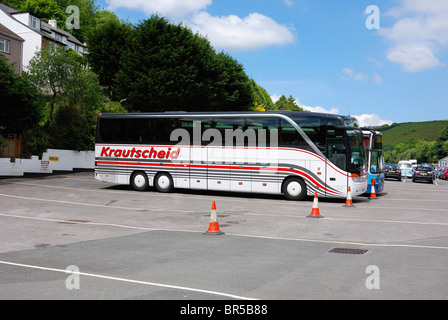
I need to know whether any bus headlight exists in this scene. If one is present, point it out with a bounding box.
[352,173,367,182]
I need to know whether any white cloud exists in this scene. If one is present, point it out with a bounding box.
[339,68,368,82]
[372,73,383,84]
[379,0,448,72]
[339,68,383,84]
[386,44,444,72]
[270,95,392,127]
[367,57,384,68]
[270,94,282,103]
[271,95,340,114]
[301,105,339,114]
[284,0,294,8]
[190,12,296,52]
[353,114,393,128]
[105,0,211,17]
[105,0,296,52]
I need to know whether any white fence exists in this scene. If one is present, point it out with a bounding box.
[0,149,95,176]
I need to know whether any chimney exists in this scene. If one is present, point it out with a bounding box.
[48,18,57,28]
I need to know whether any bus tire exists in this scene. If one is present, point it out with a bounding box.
[154,172,174,193]
[282,177,307,201]
[131,171,149,191]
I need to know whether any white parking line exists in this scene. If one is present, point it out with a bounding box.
[2,192,448,224]
[1,212,448,251]
[0,260,255,300]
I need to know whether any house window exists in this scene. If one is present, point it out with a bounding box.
[29,15,41,30]
[55,33,63,42]
[0,38,10,53]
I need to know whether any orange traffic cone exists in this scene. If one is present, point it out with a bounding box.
[343,186,355,207]
[307,192,323,218]
[369,179,377,199]
[203,201,225,235]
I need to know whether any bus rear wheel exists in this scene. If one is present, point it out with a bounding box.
[282,177,307,201]
[131,171,149,191]
[154,172,174,193]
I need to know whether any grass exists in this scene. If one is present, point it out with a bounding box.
[377,120,448,146]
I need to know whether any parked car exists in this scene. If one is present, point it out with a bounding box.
[420,164,436,180]
[412,165,434,183]
[438,167,448,180]
[384,163,402,181]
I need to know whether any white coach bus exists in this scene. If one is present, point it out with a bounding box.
[95,111,367,200]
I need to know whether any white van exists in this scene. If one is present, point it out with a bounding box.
[398,160,414,178]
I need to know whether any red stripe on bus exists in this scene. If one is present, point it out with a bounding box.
[96,160,343,195]
[95,144,350,177]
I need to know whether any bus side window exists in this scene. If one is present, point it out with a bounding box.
[128,119,150,144]
[213,118,243,147]
[99,119,128,143]
[279,119,307,147]
[152,118,177,145]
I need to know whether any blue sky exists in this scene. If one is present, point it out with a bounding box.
[97,0,448,126]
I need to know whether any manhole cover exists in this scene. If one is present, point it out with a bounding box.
[329,248,368,254]
[58,220,90,224]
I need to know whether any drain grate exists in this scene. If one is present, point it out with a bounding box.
[329,248,368,255]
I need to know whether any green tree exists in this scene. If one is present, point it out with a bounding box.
[47,104,93,150]
[64,68,104,125]
[19,0,65,23]
[11,0,100,43]
[250,80,275,111]
[87,16,133,99]
[208,52,254,111]
[63,0,100,43]
[94,15,254,112]
[28,46,81,128]
[274,94,304,111]
[433,125,448,161]
[27,46,108,151]
[0,55,43,136]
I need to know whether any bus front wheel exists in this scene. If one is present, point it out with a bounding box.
[154,172,174,193]
[131,171,149,191]
[282,177,307,201]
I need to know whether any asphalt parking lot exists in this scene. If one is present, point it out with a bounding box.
[0,172,447,303]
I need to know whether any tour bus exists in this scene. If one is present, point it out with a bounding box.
[95,111,368,201]
[362,128,385,194]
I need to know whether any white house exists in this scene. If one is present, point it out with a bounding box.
[0,3,85,72]
[439,156,448,168]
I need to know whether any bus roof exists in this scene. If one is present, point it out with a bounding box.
[98,110,354,121]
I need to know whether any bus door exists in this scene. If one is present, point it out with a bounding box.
[206,119,231,192]
[248,117,280,194]
[170,118,194,190]
[325,128,349,196]
[229,122,251,193]
[190,120,207,190]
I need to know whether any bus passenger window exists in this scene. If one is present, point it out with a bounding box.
[152,118,177,145]
[279,119,307,148]
[128,119,150,143]
[99,119,127,143]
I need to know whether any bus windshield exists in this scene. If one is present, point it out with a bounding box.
[343,117,360,128]
[370,149,385,173]
[347,129,367,174]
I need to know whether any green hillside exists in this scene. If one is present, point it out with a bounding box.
[376,120,448,146]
